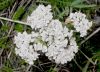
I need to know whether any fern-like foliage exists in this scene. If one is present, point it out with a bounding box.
[0,0,15,10]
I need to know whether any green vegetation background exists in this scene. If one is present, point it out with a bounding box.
[0,0,100,72]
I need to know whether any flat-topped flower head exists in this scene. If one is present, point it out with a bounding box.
[14,4,81,65]
[68,12,92,37]
[44,20,78,64]
[14,31,39,65]
[27,5,53,29]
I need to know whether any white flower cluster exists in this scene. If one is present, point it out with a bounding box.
[27,5,53,29]
[69,12,92,37]
[14,5,93,65]
[44,20,78,64]
[14,31,39,65]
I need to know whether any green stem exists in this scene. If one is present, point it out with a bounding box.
[0,17,28,25]
[73,59,82,70]
[79,49,95,65]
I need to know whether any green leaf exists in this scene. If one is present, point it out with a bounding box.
[15,24,24,32]
[97,62,100,72]
[1,25,9,31]
[0,36,8,48]
[72,4,96,8]
[12,7,25,20]
[82,61,90,72]
[0,66,13,72]
[92,50,100,61]
[48,67,56,72]
[12,7,25,32]
[71,0,84,6]
[0,0,15,10]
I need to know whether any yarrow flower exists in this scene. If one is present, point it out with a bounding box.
[68,12,92,37]
[27,4,53,29]
[14,31,39,65]
[14,5,92,65]
[44,20,78,64]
